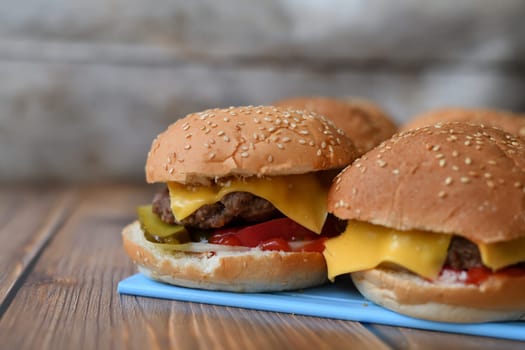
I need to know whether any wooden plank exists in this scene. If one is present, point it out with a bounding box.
[0,1,523,64]
[1,61,524,183]
[0,185,390,349]
[365,324,525,349]
[0,185,75,309]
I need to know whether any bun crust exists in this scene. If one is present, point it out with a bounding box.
[274,96,397,154]
[352,268,525,323]
[401,107,525,137]
[329,123,525,244]
[122,221,328,292]
[146,106,358,184]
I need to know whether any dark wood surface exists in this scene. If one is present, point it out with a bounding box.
[1,184,523,349]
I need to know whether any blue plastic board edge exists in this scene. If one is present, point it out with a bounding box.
[118,274,524,342]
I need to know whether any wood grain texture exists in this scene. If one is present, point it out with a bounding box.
[1,184,523,349]
[365,324,525,350]
[0,0,523,63]
[0,185,75,309]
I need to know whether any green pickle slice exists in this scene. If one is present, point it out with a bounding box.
[137,205,190,243]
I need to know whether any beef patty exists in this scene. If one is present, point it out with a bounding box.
[445,236,483,270]
[152,187,280,229]
[153,188,485,269]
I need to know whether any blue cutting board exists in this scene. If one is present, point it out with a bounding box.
[118,274,524,341]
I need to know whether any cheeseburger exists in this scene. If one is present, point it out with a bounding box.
[122,105,358,292]
[274,96,397,154]
[401,107,525,138]
[324,123,525,323]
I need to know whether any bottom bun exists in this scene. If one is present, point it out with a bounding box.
[122,221,328,292]
[351,268,525,323]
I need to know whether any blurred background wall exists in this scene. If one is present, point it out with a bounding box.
[1,0,524,183]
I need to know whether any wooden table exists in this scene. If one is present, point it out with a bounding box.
[1,184,523,349]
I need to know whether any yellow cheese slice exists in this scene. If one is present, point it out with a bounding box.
[479,236,525,270]
[167,174,328,233]
[323,220,525,281]
[323,221,452,280]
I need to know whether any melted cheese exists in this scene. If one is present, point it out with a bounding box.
[323,221,451,280]
[323,221,525,281]
[167,174,328,233]
[478,236,525,270]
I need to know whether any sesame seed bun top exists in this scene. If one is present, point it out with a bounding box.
[274,96,397,154]
[146,105,359,184]
[328,122,525,244]
[401,107,525,137]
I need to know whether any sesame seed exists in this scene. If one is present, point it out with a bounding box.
[317,149,322,156]
[452,150,459,157]
[488,160,497,165]
[299,130,309,135]
[184,144,191,150]
[439,159,446,167]
[268,127,276,132]
[438,191,447,198]
[182,124,190,131]
[321,142,327,149]
[241,145,249,151]
[514,182,522,188]
[464,140,471,146]
[487,180,495,188]
[484,173,492,179]
[432,145,441,151]
[208,152,216,160]
[282,137,291,143]
[464,157,472,165]
[204,129,211,134]
[217,131,225,136]
[209,139,216,144]
[460,177,471,184]
[223,136,230,142]
[392,169,400,175]
[267,155,273,163]
[276,143,284,150]
[444,177,453,185]
[168,168,174,174]
[298,139,307,145]
[377,159,387,167]
[452,165,459,171]
[204,143,210,148]
[309,141,315,146]
[435,153,444,159]
[240,152,249,158]
[185,133,192,139]
[223,117,230,122]
[210,123,218,128]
